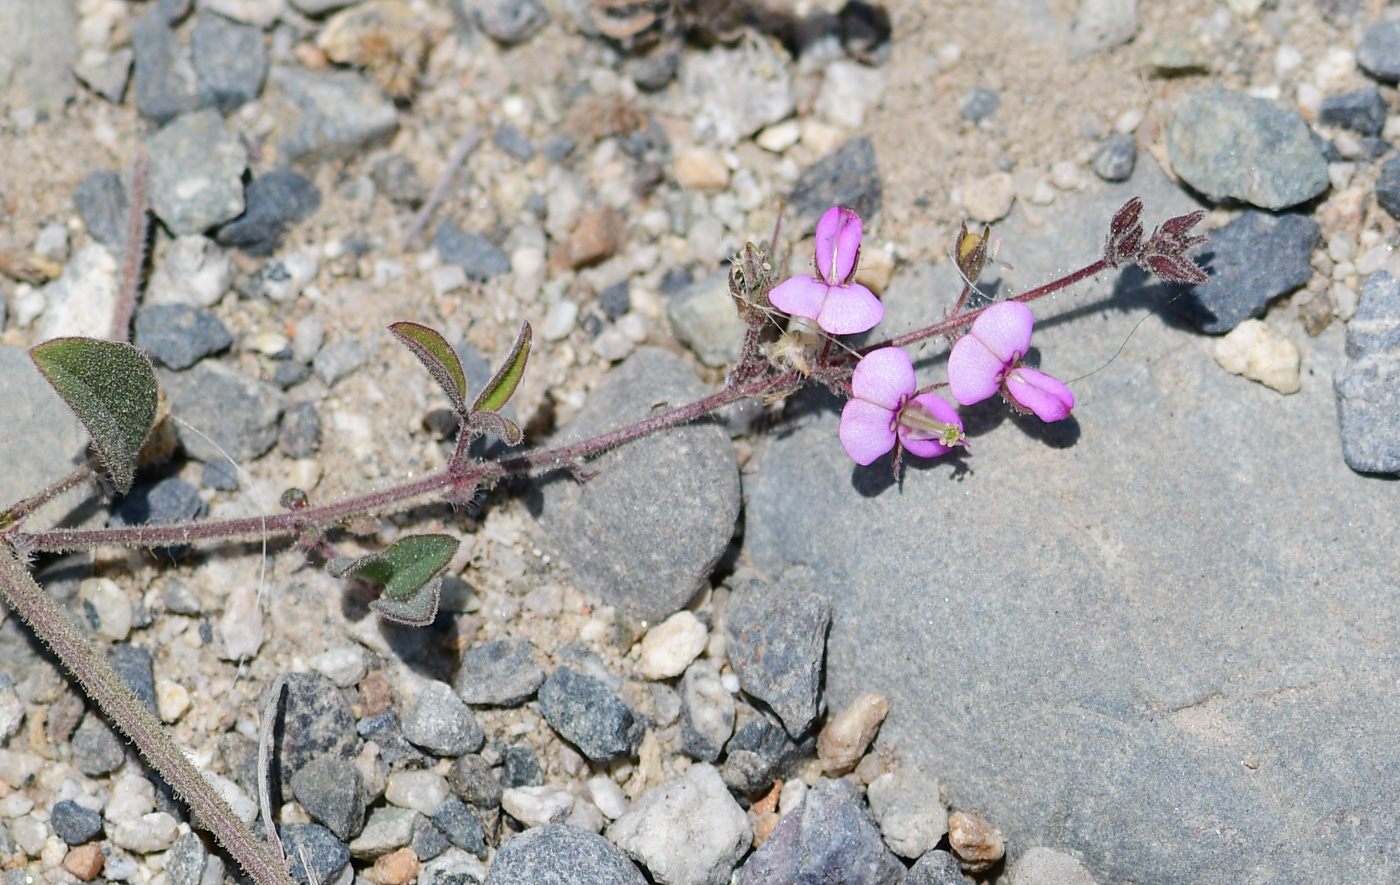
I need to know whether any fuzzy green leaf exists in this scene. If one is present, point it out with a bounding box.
[471,322,531,414]
[390,322,468,414]
[369,577,442,627]
[468,411,523,447]
[332,534,457,627]
[30,337,159,495]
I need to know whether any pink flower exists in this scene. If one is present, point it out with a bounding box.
[946,301,1074,422]
[839,348,965,466]
[769,206,885,335]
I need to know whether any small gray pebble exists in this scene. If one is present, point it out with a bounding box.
[50,800,103,845]
[432,798,488,860]
[164,831,207,885]
[1358,21,1400,82]
[905,849,965,885]
[448,755,503,809]
[502,746,543,788]
[216,170,321,256]
[492,125,535,162]
[200,460,239,491]
[111,479,207,530]
[290,754,365,841]
[314,338,368,386]
[454,639,546,707]
[597,281,630,320]
[192,13,268,114]
[71,712,126,776]
[371,154,427,207]
[162,579,203,614]
[275,360,314,389]
[402,681,485,757]
[1319,87,1388,136]
[412,816,450,862]
[473,0,548,44]
[110,644,159,715]
[1092,132,1137,183]
[278,823,351,885]
[132,5,197,123]
[74,170,128,249]
[961,87,999,122]
[543,135,576,164]
[278,402,321,459]
[484,824,646,885]
[788,138,882,230]
[134,304,233,369]
[434,220,511,281]
[537,667,643,763]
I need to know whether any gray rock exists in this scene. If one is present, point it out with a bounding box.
[961,87,999,122]
[192,12,268,114]
[109,644,159,715]
[132,4,197,123]
[1374,156,1400,221]
[435,221,512,281]
[290,754,365,840]
[1010,847,1097,885]
[735,778,903,885]
[163,579,204,614]
[866,769,947,858]
[432,798,488,859]
[278,401,321,458]
[266,673,358,786]
[50,800,103,845]
[1091,132,1136,183]
[74,170,128,249]
[71,712,125,776]
[349,806,417,858]
[665,272,746,369]
[0,346,102,532]
[403,680,485,757]
[543,134,576,165]
[1335,311,1400,474]
[492,124,535,162]
[607,764,750,885]
[1319,87,1387,136]
[0,0,78,111]
[38,244,120,341]
[1068,0,1138,60]
[597,281,630,320]
[788,138,882,231]
[535,347,741,621]
[74,48,134,104]
[743,161,1400,883]
[538,667,642,763]
[147,109,248,235]
[1358,21,1400,82]
[215,170,321,256]
[358,711,428,768]
[455,639,545,706]
[1347,272,1400,359]
[313,338,368,386]
[270,65,399,161]
[279,823,351,885]
[200,460,240,490]
[371,154,427,206]
[501,746,542,788]
[719,711,795,795]
[678,660,733,763]
[159,361,287,462]
[134,304,233,369]
[469,0,549,44]
[904,850,965,885]
[1175,211,1318,333]
[681,38,795,146]
[1166,87,1329,210]
[164,831,207,885]
[448,755,502,808]
[484,824,646,885]
[412,816,450,862]
[723,579,830,738]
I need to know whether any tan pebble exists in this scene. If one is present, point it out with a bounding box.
[1213,320,1301,394]
[817,693,889,774]
[852,749,889,784]
[948,810,1004,871]
[637,611,708,679]
[64,844,104,882]
[854,246,895,296]
[293,42,329,70]
[565,209,627,269]
[357,670,393,718]
[751,779,782,815]
[673,147,730,191]
[751,811,780,847]
[155,678,190,723]
[959,173,1016,223]
[373,847,418,885]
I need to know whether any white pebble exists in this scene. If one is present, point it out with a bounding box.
[430,264,468,295]
[1214,319,1301,394]
[12,283,46,327]
[292,316,325,363]
[756,120,801,152]
[0,792,33,818]
[542,300,579,342]
[156,678,191,723]
[112,812,179,853]
[1274,44,1304,79]
[617,312,649,344]
[1332,282,1359,321]
[592,327,634,362]
[587,774,629,820]
[34,222,70,261]
[263,251,319,302]
[637,611,709,680]
[311,646,368,688]
[38,244,118,341]
[1112,108,1144,134]
[606,764,751,885]
[10,814,48,855]
[1327,233,1358,264]
[958,172,1016,223]
[385,770,451,815]
[218,584,264,661]
[202,770,258,824]
[502,785,574,828]
[1355,245,1392,276]
[1050,160,1084,191]
[778,778,806,817]
[867,770,948,858]
[146,236,232,308]
[818,60,884,130]
[686,216,726,263]
[106,774,156,824]
[78,578,132,641]
[720,672,740,693]
[566,796,605,833]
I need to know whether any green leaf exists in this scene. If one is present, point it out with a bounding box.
[468,411,523,447]
[471,322,531,414]
[370,578,442,627]
[390,322,468,414]
[30,337,159,495]
[331,534,458,626]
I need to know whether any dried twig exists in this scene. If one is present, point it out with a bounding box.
[403,127,482,251]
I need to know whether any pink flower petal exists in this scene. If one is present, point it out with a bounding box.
[968,301,1034,363]
[815,282,883,334]
[851,347,915,410]
[839,398,898,465]
[947,333,1006,405]
[769,275,830,322]
[897,394,963,459]
[1006,367,1075,422]
[813,207,863,284]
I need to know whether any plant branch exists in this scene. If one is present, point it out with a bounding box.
[1,464,96,528]
[111,152,151,343]
[0,544,297,885]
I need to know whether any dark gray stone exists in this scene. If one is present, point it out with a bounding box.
[537,667,642,763]
[483,825,646,885]
[111,478,207,529]
[278,823,351,885]
[270,65,398,161]
[0,0,78,111]
[49,800,103,845]
[501,746,542,789]
[278,402,322,458]
[534,347,741,621]
[147,109,249,235]
[839,0,891,63]
[267,673,358,786]
[435,221,511,281]
[961,87,999,122]
[723,579,830,737]
[719,711,795,795]
[403,680,484,757]
[71,712,125,776]
[625,44,681,92]
[1166,87,1329,209]
[1319,87,1388,135]
[433,798,488,859]
[743,161,1400,883]
[1374,155,1400,221]
[597,281,630,320]
[678,659,734,763]
[132,4,196,123]
[412,815,450,861]
[1358,21,1400,82]
[290,754,365,840]
[1174,211,1318,333]
[788,137,882,231]
[371,154,427,207]
[357,710,429,768]
[215,170,321,256]
[109,644,159,715]
[448,755,502,808]
[159,361,287,462]
[192,12,268,114]
[735,779,903,885]
[1092,132,1137,183]
[275,359,314,388]
[469,0,549,45]
[164,831,207,885]
[492,125,535,162]
[455,639,545,707]
[313,338,367,387]
[74,170,128,249]
[904,849,965,885]
[542,135,576,165]
[134,304,233,369]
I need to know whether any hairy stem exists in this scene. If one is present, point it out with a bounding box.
[0,545,296,885]
[110,153,151,343]
[1,464,95,527]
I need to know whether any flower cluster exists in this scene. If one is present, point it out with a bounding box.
[839,347,965,465]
